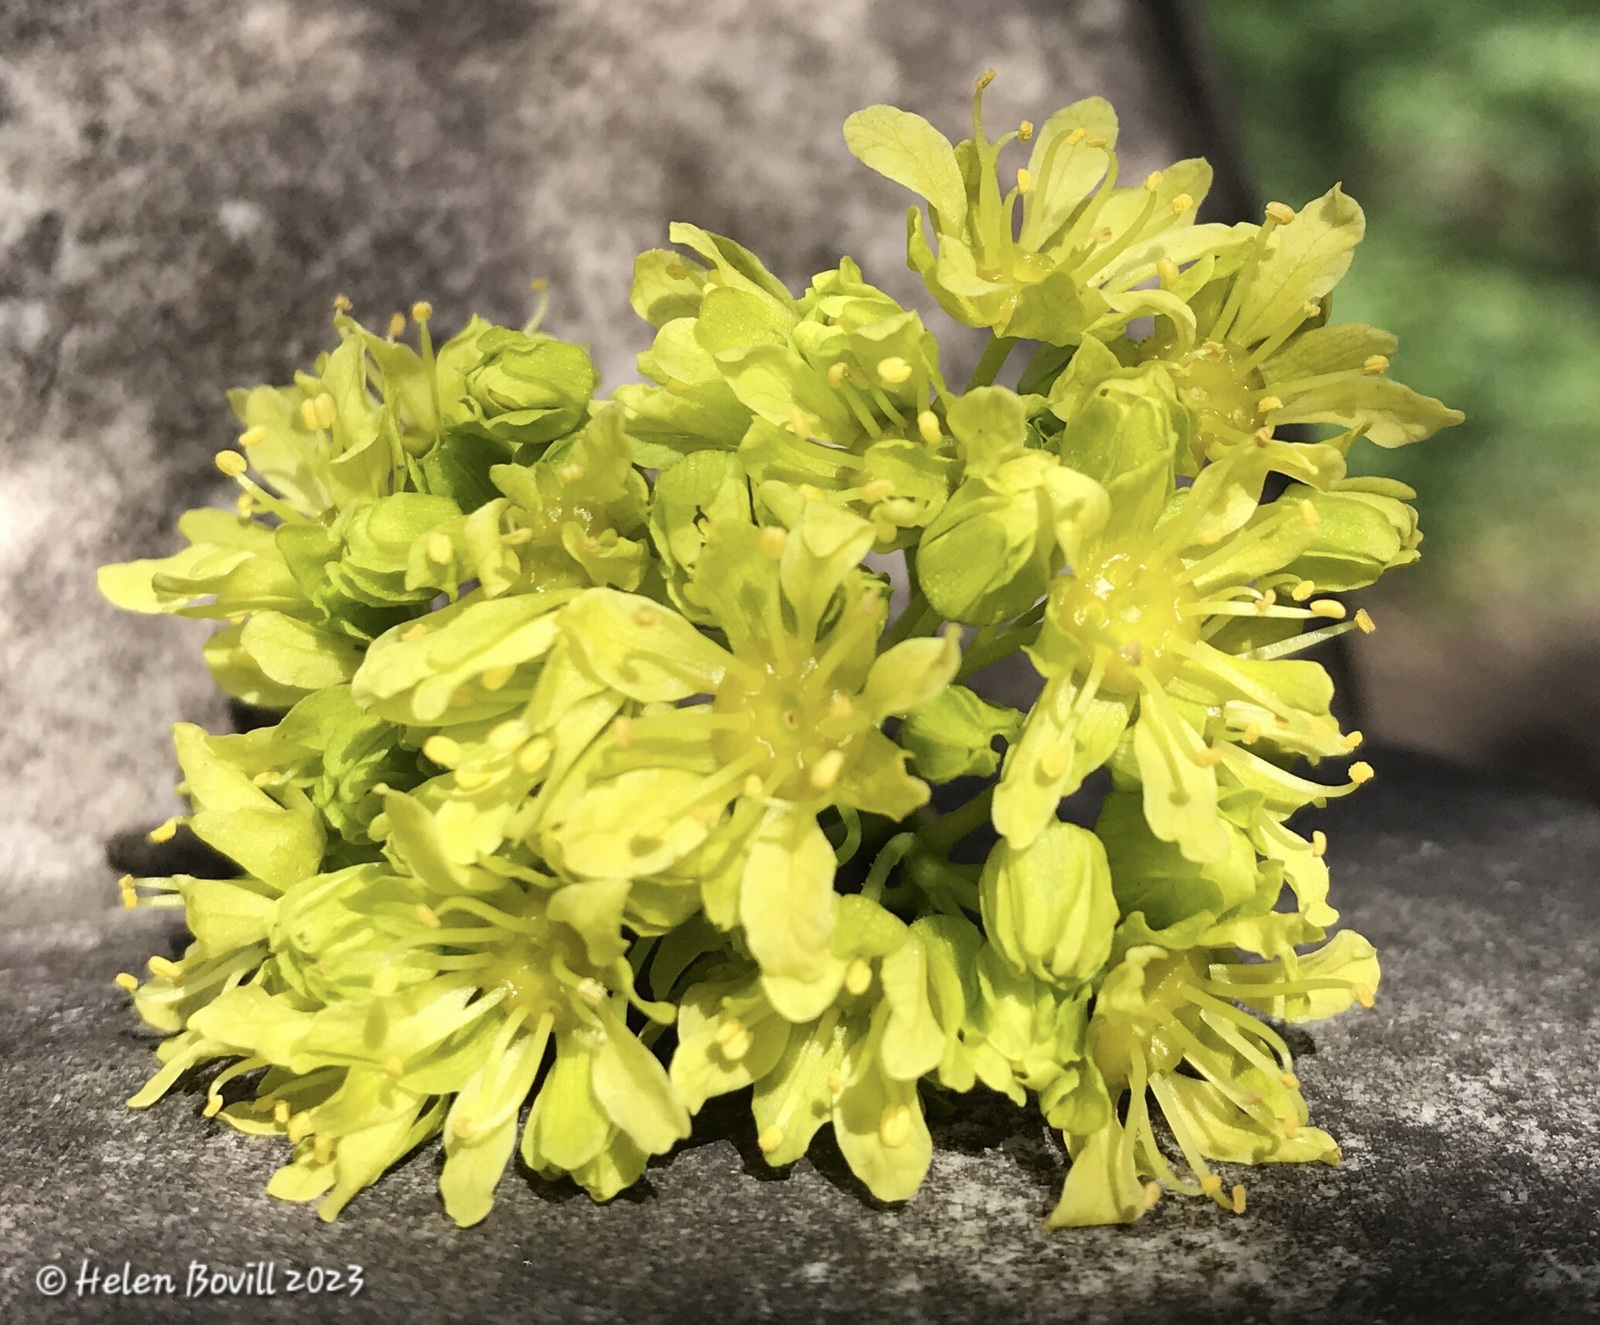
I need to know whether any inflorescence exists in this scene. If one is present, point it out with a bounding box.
[101,74,1458,1227]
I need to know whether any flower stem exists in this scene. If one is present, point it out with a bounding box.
[956,602,1046,679]
[965,336,1016,391]
[881,589,934,648]
[916,784,995,856]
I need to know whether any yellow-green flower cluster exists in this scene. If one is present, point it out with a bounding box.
[102,74,1458,1229]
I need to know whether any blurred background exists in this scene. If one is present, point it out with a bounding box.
[1,0,1596,926]
[1210,0,1600,798]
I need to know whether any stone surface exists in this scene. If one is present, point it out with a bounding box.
[1,746,1595,1324]
[0,0,1239,926]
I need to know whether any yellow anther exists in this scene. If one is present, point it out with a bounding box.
[1343,729,1364,752]
[1157,257,1180,287]
[203,1096,223,1118]
[1254,426,1274,445]
[117,873,137,905]
[1311,830,1328,858]
[1349,761,1375,785]
[576,977,608,1006]
[383,1056,407,1080]
[1201,339,1227,359]
[251,770,283,788]
[1066,127,1087,147]
[877,356,913,385]
[313,393,337,429]
[235,492,255,518]
[456,767,493,791]
[1039,745,1071,781]
[611,715,635,749]
[1017,119,1034,141]
[372,966,399,997]
[861,478,895,504]
[479,664,516,692]
[825,1071,844,1095]
[401,622,429,642]
[1280,1070,1301,1091]
[289,1116,316,1147]
[1170,192,1193,215]
[1257,395,1283,413]
[114,972,139,993]
[1298,499,1320,527]
[332,293,353,312]
[1144,170,1164,191]
[1283,1115,1300,1138]
[743,774,765,800]
[844,958,873,997]
[410,300,433,322]
[387,311,407,338]
[1193,745,1222,768]
[975,68,996,91]
[452,1114,476,1140]
[1258,588,1278,609]
[798,483,826,502]
[1355,608,1376,634]
[1016,167,1033,196]
[1291,579,1315,602]
[148,818,179,844]
[692,803,721,825]
[237,425,268,448]
[1119,638,1143,667]
[1231,1185,1247,1215]
[1144,1181,1163,1210]
[299,398,321,429]
[274,1099,291,1125]
[1265,201,1296,226]
[828,694,854,720]
[714,1018,753,1061]
[757,1125,784,1154]
[878,1104,912,1148]
[529,276,551,292]
[1353,984,1376,1009]
[1304,300,1322,319]
[314,1135,335,1165]
[917,410,941,445]
[1363,354,1390,375]
[827,361,849,388]
[758,526,788,561]
[501,526,533,545]
[1310,599,1345,620]
[423,735,462,767]
[214,450,247,477]
[517,740,551,775]
[413,903,441,930]
[559,462,585,483]
[809,748,846,792]
[1091,225,1114,246]
[633,606,658,628]
[1201,1174,1223,1197]
[427,531,453,564]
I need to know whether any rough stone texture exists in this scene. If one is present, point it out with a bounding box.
[0,0,1233,925]
[1,746,1595,1324]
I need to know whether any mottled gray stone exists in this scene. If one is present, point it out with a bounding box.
[0,0,1235,925]
[1,747,1595,1324]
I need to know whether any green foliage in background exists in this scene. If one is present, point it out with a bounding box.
[1211,0,1600,604]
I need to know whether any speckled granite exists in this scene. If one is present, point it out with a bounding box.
[2,747,1595,1324]
[0,0,1242,926]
